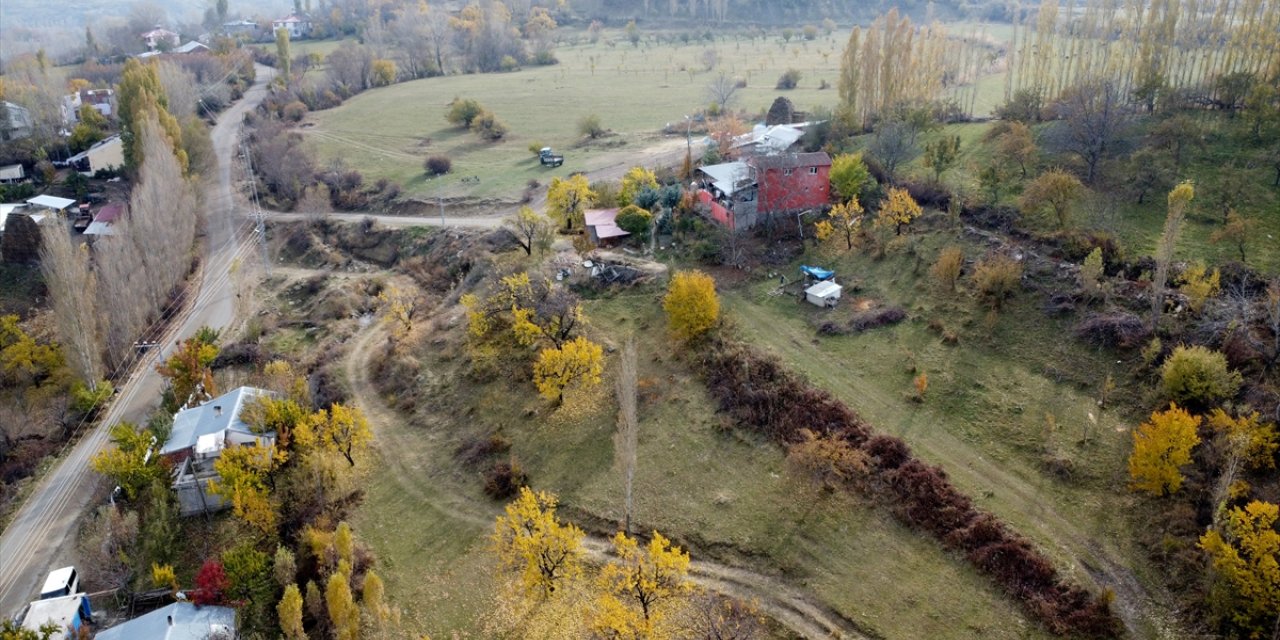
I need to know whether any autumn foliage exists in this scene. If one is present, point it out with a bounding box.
[1128,404,1201,495]
[663,271,720,342]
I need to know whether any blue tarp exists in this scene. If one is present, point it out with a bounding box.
[800,265,835,281]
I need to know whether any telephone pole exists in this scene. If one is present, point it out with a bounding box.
[242,142,270,274]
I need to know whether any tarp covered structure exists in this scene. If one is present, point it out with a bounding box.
[800,265,834,281]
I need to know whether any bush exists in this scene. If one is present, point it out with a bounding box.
[578,113,605,139]
[775,68,802,90]
[930,246,965,291]
[483,459,527,499]
[424,155,452,176]
[615,205,653,239]
[1160,345,1242,408]
[1074,313,1150,349]
[282,101,308,122]
[470,110,508,141]
[456,434,511,468]
[499,55,519,71]
[972,254,1023,309]
[446,97,484,128]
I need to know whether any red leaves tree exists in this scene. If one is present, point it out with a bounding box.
[193,559,228,605]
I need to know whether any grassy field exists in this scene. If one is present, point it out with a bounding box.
[301,26,1008,202]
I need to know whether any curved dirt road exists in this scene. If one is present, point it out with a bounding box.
[0,65,275,615]
[340,310,869,640]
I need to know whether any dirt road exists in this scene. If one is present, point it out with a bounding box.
[0,65,275,615]
[341,311,869,640]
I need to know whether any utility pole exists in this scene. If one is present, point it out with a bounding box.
[242,142,270,274]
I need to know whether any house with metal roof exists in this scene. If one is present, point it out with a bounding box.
[19,594,92,639]
[95,602,235,640]
[584,208,630,244]
[161,386,275,516]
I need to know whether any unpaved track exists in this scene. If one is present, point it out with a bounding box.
[341,315,869,640]
[0,64,275,615]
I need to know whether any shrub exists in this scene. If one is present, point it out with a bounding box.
[930,246,965,291]
[483,459,527,499]
[972,254,1023,309]
[849,306,907,333]
[456,434,512,468]
[281,100,308,122]
[615,205,653,239]
[424,155,452,176]
[775,68,802,90]
[664,271,720,341]
[1160,345,1242,408]
[471,110,508,141]
[528,142,545,156]
[499,55,519,71]
[445,97,484,128]
[578,113,605,139]
[1074,313,1150,349]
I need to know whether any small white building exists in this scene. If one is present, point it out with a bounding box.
[805,280,842,308]
[67,135,123,174]
[272,14,312,39]
[0,164,24,183]
[142,27,181,51]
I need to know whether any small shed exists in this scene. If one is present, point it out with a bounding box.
[21,594,92,639]
[805,280,842,308]
[0,164,24,183]
[584,208,629,245]
[26,195,76,213]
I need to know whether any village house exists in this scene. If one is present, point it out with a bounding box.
[0,164,24,184]
[141,26,181,51]
[731,123,807,156]
[697,151,832,230]
[222,19,261,38]
[0,101,33,142]
[159,386,275,517]
[61,89,115,126]
[584,208,630,245]
[95,602,236,640]
[67,135,124,175]
[84,203,125,238]
[272,14,312,39]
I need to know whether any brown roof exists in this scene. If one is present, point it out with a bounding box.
[750,152,832,170]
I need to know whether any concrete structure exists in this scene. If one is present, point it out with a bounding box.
[161,387,275,516]
[20,593,92,639]
[805,280,842,308]
[0,101,34,142]
[95,602,235,640]
[584,208,629,244]
[142,27,181,51]
[67,135,124,174]
[272,14,312,39]
[0,164,24,183]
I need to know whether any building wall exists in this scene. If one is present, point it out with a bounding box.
[758,166,829,213]
[88,139,124,172]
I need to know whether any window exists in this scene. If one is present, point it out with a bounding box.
[784,168,793,176]
[808,167,818,174]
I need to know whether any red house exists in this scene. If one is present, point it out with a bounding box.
[751,152,831,213]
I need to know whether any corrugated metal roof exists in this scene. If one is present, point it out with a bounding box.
[750,152,832,170]
[160,387,272,456]
[95,602,236,640]
[26,195,76,210]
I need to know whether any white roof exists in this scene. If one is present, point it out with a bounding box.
[23,594,84,632]
[733,124,805,153]
[83,220,117,236]
[805,280,842,298]
[699,161,752,196]
[26,195,76,211]
[0,164,23,180]
[41,567,76,594]
[174,41,209,54]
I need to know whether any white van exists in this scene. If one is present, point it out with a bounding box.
[39,566,79,599]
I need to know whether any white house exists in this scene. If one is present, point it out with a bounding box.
[96,602,235,640]
[67,135,123,174]
[141,27,181,51]
[272,14,312,39]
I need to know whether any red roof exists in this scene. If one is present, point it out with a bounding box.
[584,208,629,239]
[95,203,125,223]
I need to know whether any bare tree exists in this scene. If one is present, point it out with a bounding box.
[503,207,552,256]
[156,61,199,119]
[326,43,375,92]
[39,222,102,388]
[706,73,738,112]
[1050,80,1127,184]
[614,337,638,535]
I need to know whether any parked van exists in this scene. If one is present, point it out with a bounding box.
[39,566,79,599]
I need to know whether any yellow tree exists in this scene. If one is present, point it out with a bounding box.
[1018,169,1085,229]
[362,569,390,629]
[547,174,594,230]
[303,403,372,466]
[1211,210,1256,263]
[532,336,604,403]
[1153,180,1194,330]
[663,271,720,341]
[325,571,360,640]
[619,166,659,207]
[278,583,306,640]
[875,187,922,235]
[504,206,554,256]
[828,153,872,204]
[997,122,1037,177]
[156,335,218,409]
[1179,261,1221,313]
[593,531,692,636]
[210,444,281,535]
[827,198,864,250]
[1198,501,1280,637]
[491,487,585,598]
[91,422,164,500]
[377,284,419,338]
[1207,409,1279,470]
[1128,403,1201,496]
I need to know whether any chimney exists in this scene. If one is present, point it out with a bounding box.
[214,406,222,417]
[167,614,174,626]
